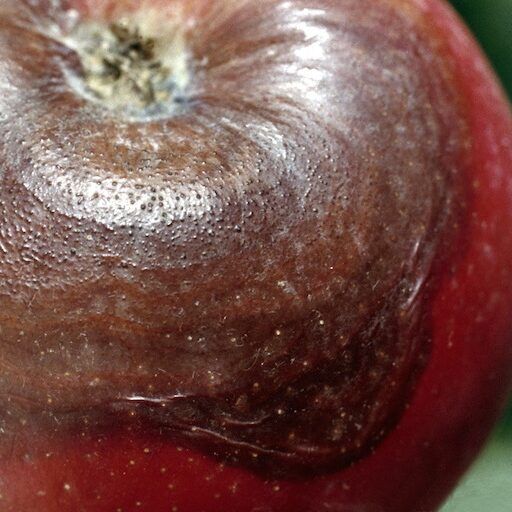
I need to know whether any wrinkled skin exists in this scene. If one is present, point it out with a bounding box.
[0,0,511,511]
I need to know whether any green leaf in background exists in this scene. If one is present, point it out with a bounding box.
[441,1,512,511]
[450,0,512,96]
[441,414,512,512]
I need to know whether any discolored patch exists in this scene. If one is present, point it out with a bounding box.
[0,0,468,477]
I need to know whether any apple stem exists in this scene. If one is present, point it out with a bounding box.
[61,13,190,120]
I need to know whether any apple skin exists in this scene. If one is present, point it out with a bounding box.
[0,0,512,511]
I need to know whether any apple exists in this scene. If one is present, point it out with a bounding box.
[0,0,511,511]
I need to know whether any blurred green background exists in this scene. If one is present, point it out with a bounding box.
[450,0,512,96]
[441,1,512,511]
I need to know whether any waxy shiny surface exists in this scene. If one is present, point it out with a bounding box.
[0,0,511,511]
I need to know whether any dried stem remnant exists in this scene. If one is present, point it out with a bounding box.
[83,23,171,107]
[64,13,190,118]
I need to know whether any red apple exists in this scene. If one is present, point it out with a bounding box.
[0,0,511,511]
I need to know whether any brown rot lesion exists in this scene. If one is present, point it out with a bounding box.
[0,0,470,483]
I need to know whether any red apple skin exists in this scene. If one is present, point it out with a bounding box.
[1,0,512,511]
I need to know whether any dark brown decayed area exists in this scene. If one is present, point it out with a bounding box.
[0,0,467,477]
